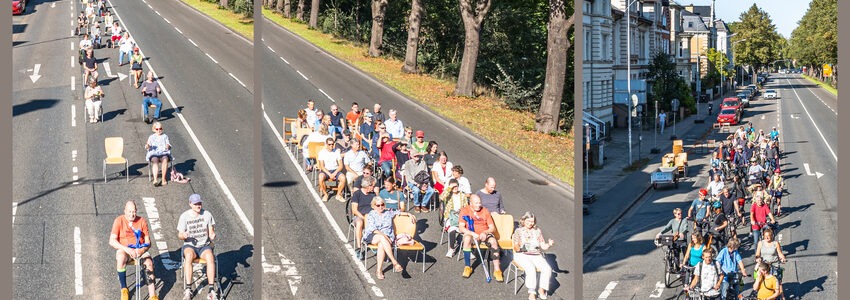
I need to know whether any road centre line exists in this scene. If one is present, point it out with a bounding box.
[71,104,76,127]
[154,10,160,16]
[296,70,308,80]
[229,73,246,88]
[147,4,152,9]
[72,150,77,161]
[280,56,289,64]
[74,226,83,295]
[597,281,617,299]
[71,42,74,50]
[188,39,198,47]
[175,27,182,34]
[206,53,218,64]
[261,108,384,297]
[108,0,254,236]
[71,76,75,91]
[267,45,275,53]
[71,55,74,68]
[786,78,837,161]
[318,89,334,102]
[163,17,170,24]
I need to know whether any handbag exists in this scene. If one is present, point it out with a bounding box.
[395,233,414,246]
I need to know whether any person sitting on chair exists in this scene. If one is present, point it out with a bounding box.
[81,49,99,88]
[402,152,434,213]
[145,122,171,187]
[109,200,159,300]
[458,194,504,282]
[352,176,377,260]
[84,79,104,123]
[512,212,555,300]
[440,179,468,258]
[139,71,162,124]
[178,194,217,300]
[379,177,405,212]
[318,137,346,202]
[362,196,416,279]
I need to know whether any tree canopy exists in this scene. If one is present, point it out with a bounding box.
[789,0,837,68]
[730,4,781,70]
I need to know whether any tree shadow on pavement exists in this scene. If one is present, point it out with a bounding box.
[13,99,58,117]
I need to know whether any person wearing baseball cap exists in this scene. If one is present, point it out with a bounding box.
[411,130,428,155]
[688,189,711,231]
[177,194,218,299]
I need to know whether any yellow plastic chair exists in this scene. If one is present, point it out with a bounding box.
[103,137,128,182]
[393,214,427,273]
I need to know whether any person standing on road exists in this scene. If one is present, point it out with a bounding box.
[659,111,667,135]
[716,238,748,300]
[177,194,217,300]
[512,212,554,300]
[109,201,160,300]
[139,71,162,124]
[477,177,505,216]
[687,189,711,232]
[687,249,724,299]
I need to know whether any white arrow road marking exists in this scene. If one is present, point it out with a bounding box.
[803,163,823,178]
[280,254,301,296]
[649,281,665,298]
[597,281,618,299]
[141,197,180,270]
[29,64,41,83]
[74,226,83,295]
[103,62,116,78]
[261,248,281,273]
[51,2,55,8]
[117,72,127,81]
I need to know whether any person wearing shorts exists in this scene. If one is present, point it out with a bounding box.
[177,194,217,300]
[458,194,504,282]
[318,137,346,202]
[109,201,159,300]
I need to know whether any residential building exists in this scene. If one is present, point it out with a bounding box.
[582,0,615,131]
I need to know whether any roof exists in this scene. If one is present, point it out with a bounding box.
[715,19,729,32]
[682,14,709,32]
[684,4,711,17]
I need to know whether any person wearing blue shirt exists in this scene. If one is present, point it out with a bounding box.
[688,189,711,230]
[716,238,748,299]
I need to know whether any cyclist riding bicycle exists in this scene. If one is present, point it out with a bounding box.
[708,202,729,249]
[656,208,689,261]
[686,248,724,299]
[687,189,711,232]
[716,238,748,300]
[768,169,785,216]
[754,262,783,300]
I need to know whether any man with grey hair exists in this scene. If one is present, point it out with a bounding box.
[403,152,434,212]
[351,175,377,260]
[384,109,405,139]
[372,103,386,123]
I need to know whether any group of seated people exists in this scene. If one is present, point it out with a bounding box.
[294,99,556,299]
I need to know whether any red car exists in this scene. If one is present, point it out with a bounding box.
[716,108,739,125]
[721,97,743,114]
[12,0,25,15]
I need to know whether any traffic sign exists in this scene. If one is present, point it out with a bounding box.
[824,64,832,77]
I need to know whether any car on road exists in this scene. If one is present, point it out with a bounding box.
[779,69,787,74]
[716,108,739,125]
[12,0,25,15]
[764,89,778,99]
[721,97,743,114]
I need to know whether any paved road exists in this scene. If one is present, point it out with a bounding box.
[583,73,837,299]
[259,19,575,299]
[12,0,255,298]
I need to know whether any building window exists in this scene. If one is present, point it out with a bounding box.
[584,1,592,14]
[602,34,610,60]
[585,29,592,61]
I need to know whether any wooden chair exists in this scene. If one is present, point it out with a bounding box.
[306,141,324,182]
[103,137,129,182]
[283,117,297,151]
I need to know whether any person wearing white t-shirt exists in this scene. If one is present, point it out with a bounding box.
[344,141,370,188]
[687,249,724,299]
[318,137,346,202]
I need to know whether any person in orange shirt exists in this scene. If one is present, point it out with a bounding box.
[346,102,362,129]
[109,201,159,300]
[458,194,504,282]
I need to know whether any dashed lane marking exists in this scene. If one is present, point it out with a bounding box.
[163,17,170,24]
[71,104,77,127]
[188,39,198,47]
[597,281,618,299]
[296,70,308,80]
[175,27,182,34]
[71,76,75,91]
[280,56,289,64]
[12,202,18,224]
[228,73,246,88]
[206,53,218,64]
[786,78,837,161]
[267,45,275,53]
[318,89,334,102]
[74,226,83,295]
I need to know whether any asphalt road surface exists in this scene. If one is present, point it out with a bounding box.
[259,18,575,299]
[583,73,836,299]
[12,0,255,298]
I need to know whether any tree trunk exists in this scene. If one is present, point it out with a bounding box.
[220,0,228,9]
[276,0,284,13]
[369,0,389,57]
[454,0,492,97]
[402,0,424,73]
[284,0,291,17]
[536,0,573,133]
[309,0,320,28]
[296,0,304,21]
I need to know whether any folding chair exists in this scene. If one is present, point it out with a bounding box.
[393,214,427,273]
[103,137,129,182]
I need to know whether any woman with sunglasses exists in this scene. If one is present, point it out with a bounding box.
[145,122,172,186]
[130,47,144,88]
[362,197,416,279]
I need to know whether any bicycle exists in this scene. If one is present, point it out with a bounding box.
[655,235,684,287]
[675,266,700,300]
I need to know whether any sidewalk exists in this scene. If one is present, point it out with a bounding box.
[582,93,731,249]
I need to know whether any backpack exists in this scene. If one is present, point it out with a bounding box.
[697,261,721,295]
[413,170,431,186]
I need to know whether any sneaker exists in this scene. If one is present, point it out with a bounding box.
[494,269,504,282]
[321,193,329,202]
[183,288,193,300]
[120,288,129,300]
[356,249,365,260]
[462,266,473,278]
[413,206,421,213]
[445,248,455,258]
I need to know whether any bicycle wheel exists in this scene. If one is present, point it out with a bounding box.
[676,290,688,300]
[664,252,675,288]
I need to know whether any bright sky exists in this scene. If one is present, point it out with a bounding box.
[678,0,812,38]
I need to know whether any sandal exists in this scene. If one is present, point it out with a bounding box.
[376,272,384,280]
[393,264,403,273]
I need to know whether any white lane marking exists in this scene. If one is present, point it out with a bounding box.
[280,57,289,64]
[71,42,74,50]
[803,163,825,179]
[597,281,618,299]
[71,104,77,127]
[188,39,198,47]
[71,55,74,68]
[649,281,665,298]
[73,175,79,181]
[108,0,254,236]
[205,53,218,64]
[261,108,384,297]
[51,2,55,8]
[72,166,78,173]
[154,10,160,15]
[163,17,170,24]
[267,45,275,53]
[228,73,246,88]
[103,62,116,78]
[141,197,180,270]
[261,247,281,273]
[296,70,308,80]
[280,253,302,296]
[12,202,18,224]
[318,89,334,102]
[72,150,77,161]
[74,226,83,295]
[175,27,182,34]
[71,29,74,36]
[802,80,837,115]
[147,4,152,9]
[786,78,838,161]
[29,64,41,83]
[71,76,75,91]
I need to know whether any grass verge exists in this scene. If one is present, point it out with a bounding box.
[802,74,838,96]
[177,0,254,40]
[263,9,573,185]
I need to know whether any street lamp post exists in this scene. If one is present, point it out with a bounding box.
[626,0,642,165]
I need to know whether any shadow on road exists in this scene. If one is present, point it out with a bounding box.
[783,275,828,299]
[13,99,58,117]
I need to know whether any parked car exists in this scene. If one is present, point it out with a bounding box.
[764,89,778,99]
[12,0,25,15]
[779,69,787,74]
[721,97,743,114]
[717,108,740,125]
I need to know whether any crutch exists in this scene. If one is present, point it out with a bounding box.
[463,216,491,283]
[128,229,150,300]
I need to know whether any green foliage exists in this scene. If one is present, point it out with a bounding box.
[789,0,836,76]
[731,4,781,70]
[201,0,253,18]
[488,64,542,111]
[647,53,693,113]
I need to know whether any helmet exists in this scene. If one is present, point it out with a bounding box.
[699,189,708,196]
[712,201,722,209]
